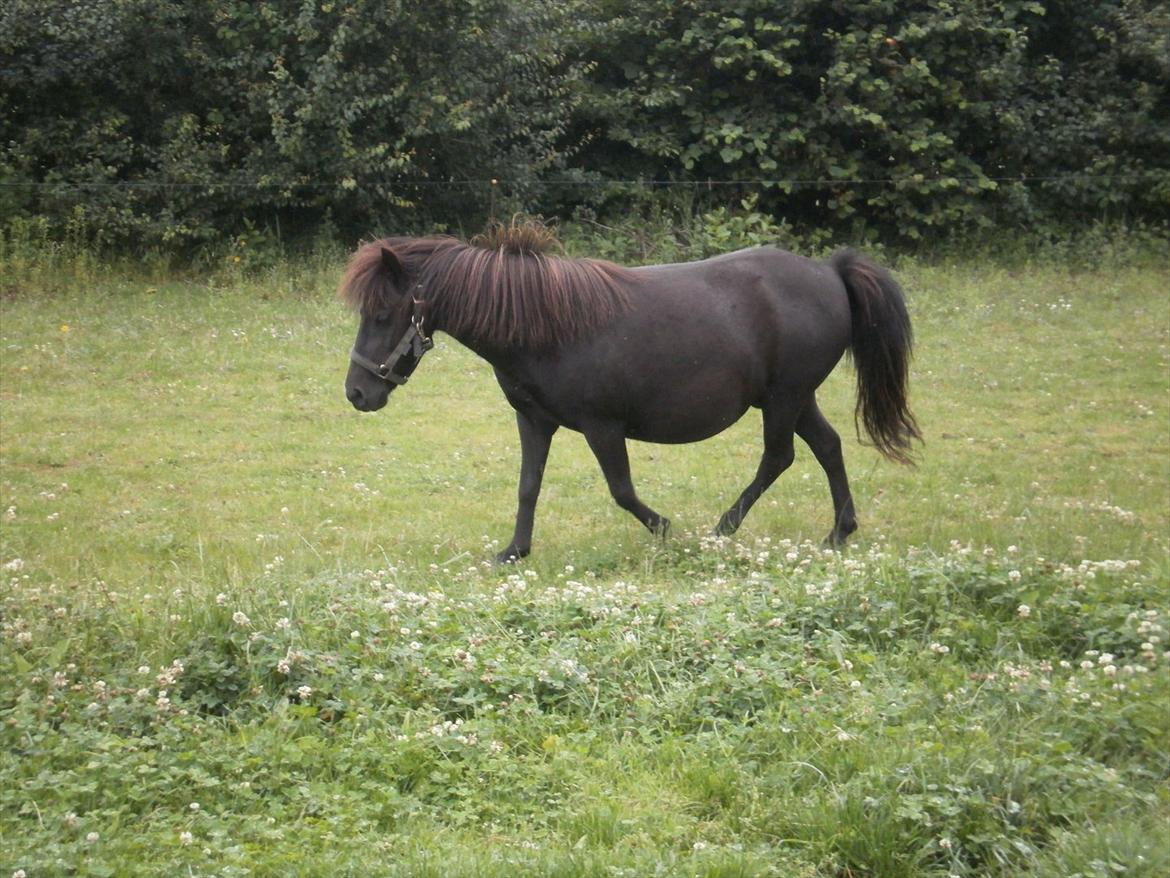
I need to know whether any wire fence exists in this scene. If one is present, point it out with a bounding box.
[1,172,1161,192]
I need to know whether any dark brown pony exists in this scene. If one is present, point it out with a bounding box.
[341,225,920,561]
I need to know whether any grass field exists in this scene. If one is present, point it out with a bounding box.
[2,239,1168,877]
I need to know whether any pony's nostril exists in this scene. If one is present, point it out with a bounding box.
[346,385,364,407]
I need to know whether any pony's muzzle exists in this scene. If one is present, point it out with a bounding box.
[345,381,388,412]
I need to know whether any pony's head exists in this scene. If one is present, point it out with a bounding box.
[339,241,432,412]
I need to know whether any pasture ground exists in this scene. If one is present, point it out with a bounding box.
[1,241,1168,877]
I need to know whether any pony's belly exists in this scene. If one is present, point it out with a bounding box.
[624,398,751,444]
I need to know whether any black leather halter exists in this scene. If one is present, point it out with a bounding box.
[349,298,434,385]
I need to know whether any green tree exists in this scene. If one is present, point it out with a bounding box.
[1,0,1166,251]
[1015,0,1170,224]
[569,0,1169,241]
[0,0,583,248]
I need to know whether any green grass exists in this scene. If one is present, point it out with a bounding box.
[1,243,1168,877]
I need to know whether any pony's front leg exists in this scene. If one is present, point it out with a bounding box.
[584,424,670,538]
[497,410,558,563]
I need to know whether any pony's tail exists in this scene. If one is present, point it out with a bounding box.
[831,249,922,465]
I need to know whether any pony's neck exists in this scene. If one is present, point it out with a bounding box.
[407,236,633,354]
[425,301,525,368]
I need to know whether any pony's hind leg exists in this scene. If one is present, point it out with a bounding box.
[795,399,858,546]
[584,423,670,537]
[714,399,798,536]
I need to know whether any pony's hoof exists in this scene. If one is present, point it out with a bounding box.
[495,545,529,564]
[713,514,740,537]
[823,521,858,548]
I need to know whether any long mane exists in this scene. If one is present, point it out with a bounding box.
[339,224,634,351]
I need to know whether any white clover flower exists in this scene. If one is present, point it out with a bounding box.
[85,831,100,843]
[232,611,251,627]
[180,830,194,845]
[275,617,291,631]
[296,685,312,700]
[215,593,227,606]
[1017,604,1031,618]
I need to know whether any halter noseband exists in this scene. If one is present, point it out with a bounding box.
[349,297,434,385]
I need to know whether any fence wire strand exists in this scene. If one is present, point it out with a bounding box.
[1,172,1160,192]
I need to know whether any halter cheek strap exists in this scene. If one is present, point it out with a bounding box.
[349,298,434,385]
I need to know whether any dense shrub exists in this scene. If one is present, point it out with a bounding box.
[1,0,1166,251]
[571,0,1170,242]
[0,0,579,248]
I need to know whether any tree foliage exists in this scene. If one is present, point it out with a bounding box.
[0,0,580,246]
[572,0,1169,241]
[1,0,1166,250]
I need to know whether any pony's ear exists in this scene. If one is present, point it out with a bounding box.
[380,247,407,288]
